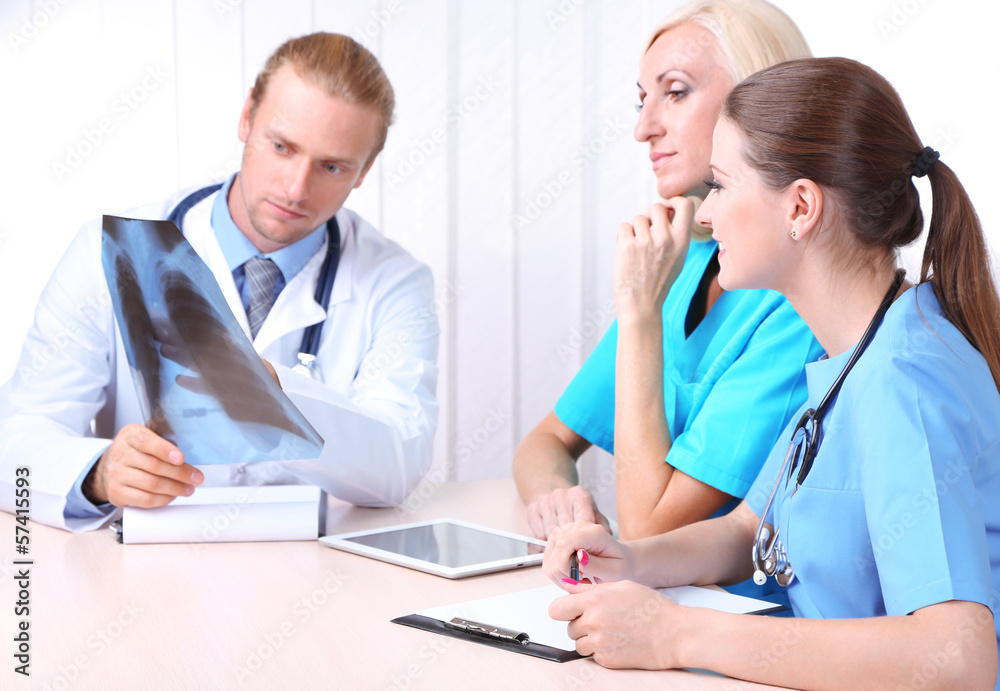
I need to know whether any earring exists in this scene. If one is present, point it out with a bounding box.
[789,230,797,238]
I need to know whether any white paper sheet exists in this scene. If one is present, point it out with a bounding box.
[416,583,782,652]
[121,485,320,544]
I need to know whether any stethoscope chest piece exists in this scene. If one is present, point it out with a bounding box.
[750,269,906,589]
[752,524,795,586]
[291,352,323,382]
[774,561,794,587]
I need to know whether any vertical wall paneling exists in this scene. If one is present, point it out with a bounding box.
[173,0,245,191]
[3,0,999,493]
[513,0,585,441]
[380,0,453,480]
[0,0,60,376]
[242,0,313,89]
[312,0,389,232]
[98,0,178,211]
[0,1,109,382]
[450,1,517,480]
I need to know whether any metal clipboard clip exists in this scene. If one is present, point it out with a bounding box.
[445,617,530,646]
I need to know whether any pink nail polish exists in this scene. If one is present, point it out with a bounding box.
[580,550,589,567]
[561,578,579,585]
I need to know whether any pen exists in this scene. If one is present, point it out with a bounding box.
[569,551,579,582]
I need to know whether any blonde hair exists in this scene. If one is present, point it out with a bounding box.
[249,32,395,165]
[647,0,811,83]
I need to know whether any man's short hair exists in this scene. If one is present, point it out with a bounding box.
[249,32,395,166]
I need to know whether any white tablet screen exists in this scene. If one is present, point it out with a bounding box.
[342,522,543,568]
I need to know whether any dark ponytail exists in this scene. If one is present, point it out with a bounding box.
[923,163,1000,389]
[723,57,1000,390]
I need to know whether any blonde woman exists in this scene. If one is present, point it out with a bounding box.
[514,0,822,556]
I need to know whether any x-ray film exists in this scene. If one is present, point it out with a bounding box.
[101,215,323,465]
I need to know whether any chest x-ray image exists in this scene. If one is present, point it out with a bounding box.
[101,215,323,466]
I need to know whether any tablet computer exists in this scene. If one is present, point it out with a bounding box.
[318,518,546,579]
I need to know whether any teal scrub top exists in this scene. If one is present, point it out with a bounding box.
[747,283,1000,673]
[555,238,824,499]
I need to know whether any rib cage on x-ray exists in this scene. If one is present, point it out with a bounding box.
[101,215,323,466]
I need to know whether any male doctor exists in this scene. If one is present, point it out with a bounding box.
[0,33,439,532]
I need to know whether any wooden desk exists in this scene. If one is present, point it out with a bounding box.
[1,480,784,690]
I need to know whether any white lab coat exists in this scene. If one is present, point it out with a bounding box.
[0,188,439,532]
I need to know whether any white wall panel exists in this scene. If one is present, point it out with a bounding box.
[1,0,115,383]
[174,0,245,190]
[98,0,178,210]
[513,0,585,442]
[450,1,517,480]
[380,0,453,480]
[243,0,314,88]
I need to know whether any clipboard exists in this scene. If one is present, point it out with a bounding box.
[392,612,582,662]
[392,582,785,663]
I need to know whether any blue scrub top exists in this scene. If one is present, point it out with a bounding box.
[747,283,1000,664]
[556,238,824,499]
[555,238,823,604]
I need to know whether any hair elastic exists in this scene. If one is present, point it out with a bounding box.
[912,146,940,178]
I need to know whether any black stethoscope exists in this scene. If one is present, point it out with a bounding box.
[168,183,341,383]
[751,269,906,587]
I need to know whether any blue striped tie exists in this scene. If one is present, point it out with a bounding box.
[244,256,281,339]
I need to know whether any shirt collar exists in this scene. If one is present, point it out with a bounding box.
[211,173,326,280]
